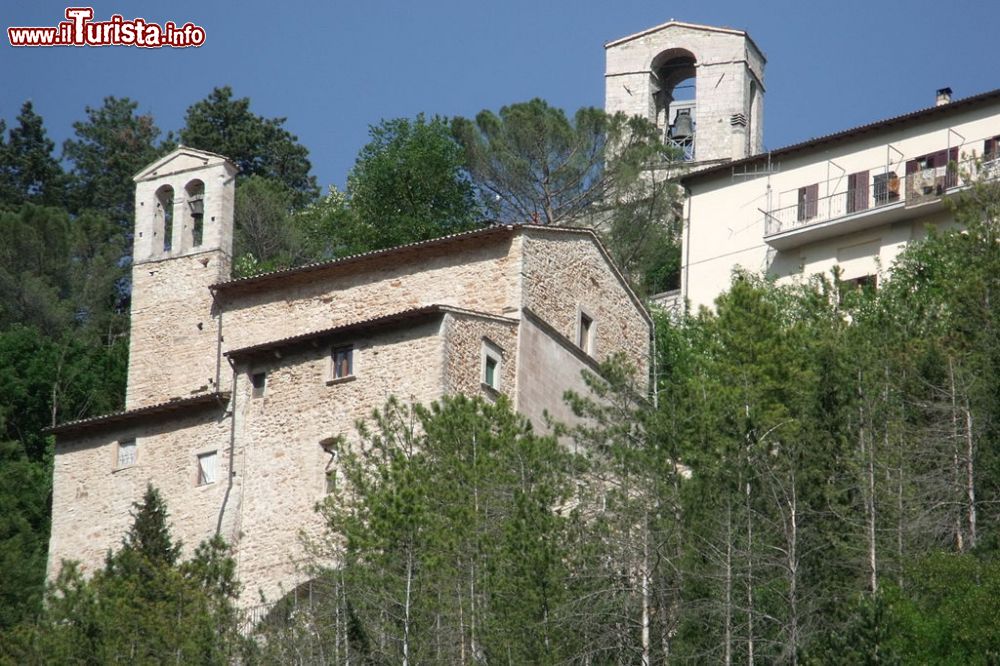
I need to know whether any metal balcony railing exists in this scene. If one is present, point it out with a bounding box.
[764,156,1000,237]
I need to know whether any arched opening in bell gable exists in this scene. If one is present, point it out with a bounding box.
[155,185,175,254]
[651,48,697,160]
[185,179,206,248]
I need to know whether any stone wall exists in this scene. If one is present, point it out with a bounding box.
[53,226,655,606]
[48,407,232,580]
[442,312,519,402]
[126,250,229,409]
[216,235,524,381]
[521,228,650,384]
[231,318,447,604]
[515,314,603,438]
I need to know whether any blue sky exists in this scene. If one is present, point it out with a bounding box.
[2,1,998,190]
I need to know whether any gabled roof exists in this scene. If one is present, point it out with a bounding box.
[45,392,231,438]
[605,20,765,61]
[133,145,238,182]
[211,224,519,295]
[683,87,1000,185]
[211,222,651,326]
[225,305,518,361]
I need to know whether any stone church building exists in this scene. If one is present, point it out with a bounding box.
[46,147,652,605]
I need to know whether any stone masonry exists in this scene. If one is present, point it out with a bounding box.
[46,147,653,606]
[605,20,765,164]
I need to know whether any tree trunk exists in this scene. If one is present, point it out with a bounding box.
[724,502,733,666]
[641,516,650,666]
[787,472,799,666]
[964,403,977,550]
[745,477,755,666]
[949,358,965,552]
[402,551,412,666]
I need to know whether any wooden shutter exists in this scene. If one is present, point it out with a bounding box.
[797,185,819,221]
[847,171,869,213]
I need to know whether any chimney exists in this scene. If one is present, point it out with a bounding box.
[936,87,953,106]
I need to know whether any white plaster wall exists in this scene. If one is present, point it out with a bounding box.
[684,102,1000,310]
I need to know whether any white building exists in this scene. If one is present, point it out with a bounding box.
[679,87,1000,310]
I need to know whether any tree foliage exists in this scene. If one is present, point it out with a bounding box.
[63,97,162,227]
[180,86,319,206]
[453,99,683,293]
[1,485,244,664]
[344,115,481,251]
[0,101,64,207]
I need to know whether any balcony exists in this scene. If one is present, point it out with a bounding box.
[763,156,998,250]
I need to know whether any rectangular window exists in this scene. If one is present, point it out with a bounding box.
[873,172,900,205]
[906,148,959,193]
[839,275,878,304]
[797,183,819,222]
[481,340,503,391]
[197,451,218,486]
[251,371,266,398]
[485,356,498,387]
[987,137,999,161]
[116,438,136,469]
[332,346,354,379]
[578,312,594,354]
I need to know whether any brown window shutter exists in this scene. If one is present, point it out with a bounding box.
[807,183,819,219]
[847,171,869,213]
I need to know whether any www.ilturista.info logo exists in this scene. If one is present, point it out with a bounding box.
[7,7,206,48]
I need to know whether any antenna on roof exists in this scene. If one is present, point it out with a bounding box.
[731,151,780,180]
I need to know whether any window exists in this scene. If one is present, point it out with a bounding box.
[873,172,900,205]
[906,148,959,193]
[578,311,594,354]
[251,371,266,398]
[197,451,218,486]
[797,183,819,222]
[485,356,498,387]
[116,438,136,469]
[320,438,339,494]
[481,340,503,391]
[839,275,878,305]
[332,346,354,380]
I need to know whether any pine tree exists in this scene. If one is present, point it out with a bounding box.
[0,102,65,207]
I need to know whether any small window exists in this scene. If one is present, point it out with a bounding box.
[481,340,502,391]
[197,451,218,486]
[578,312,594,354]
[251,371,266,398]
[839,275,878,305]
[320,438,339,494]
[332,346,354,380]
[485,356,498,387]
[873,172,900,205]
[116,438,136,469]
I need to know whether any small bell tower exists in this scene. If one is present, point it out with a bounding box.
[126,147,238,409]
[605,20,765,164]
